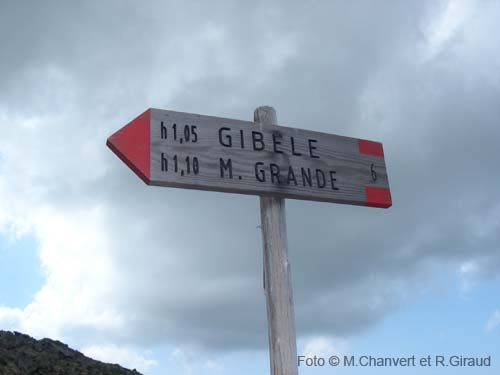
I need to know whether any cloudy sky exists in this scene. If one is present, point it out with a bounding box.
[0,0,499,374]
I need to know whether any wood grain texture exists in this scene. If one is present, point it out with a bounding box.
[256,107,298,375]
[149,108,391,207]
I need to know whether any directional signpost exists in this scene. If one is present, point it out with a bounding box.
[107,106,392,375]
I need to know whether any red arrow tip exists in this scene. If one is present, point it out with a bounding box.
[106,109,151,184]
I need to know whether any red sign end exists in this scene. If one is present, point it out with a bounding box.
[106,108,151,184]
[365,186,392,208]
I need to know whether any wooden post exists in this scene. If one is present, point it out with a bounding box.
[254,106,298,375]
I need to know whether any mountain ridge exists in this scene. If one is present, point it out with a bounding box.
[0,330,143,375]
